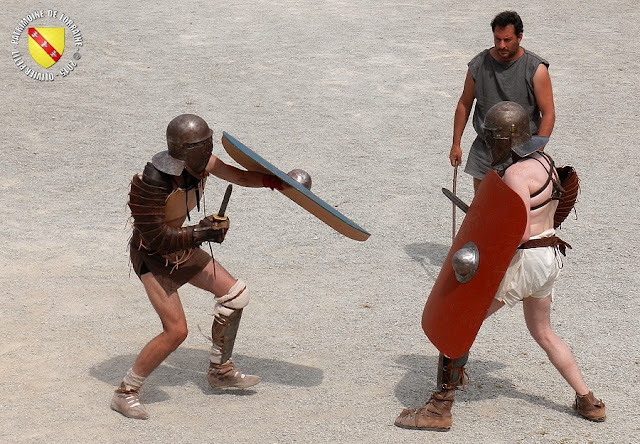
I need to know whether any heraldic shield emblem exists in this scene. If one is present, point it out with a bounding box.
[28,27,65,68]
[422,170,527,358]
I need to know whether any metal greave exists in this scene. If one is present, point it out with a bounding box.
[211,309,243,364]
[436,352,469,391]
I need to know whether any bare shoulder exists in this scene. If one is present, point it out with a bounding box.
[534,62,550,74]
[503,158,542,187]
[533,63,551,82]
[505,156,549,191]
[503,159,531,179]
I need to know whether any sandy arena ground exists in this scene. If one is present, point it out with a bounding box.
[1,1,639,443]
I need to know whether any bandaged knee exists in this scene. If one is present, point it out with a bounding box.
[213,279,250,318]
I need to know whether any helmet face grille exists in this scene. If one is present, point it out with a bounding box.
[183,138,213,174]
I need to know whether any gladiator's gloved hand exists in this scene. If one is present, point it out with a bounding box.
[193,215,230,244]
[262,174,285,191]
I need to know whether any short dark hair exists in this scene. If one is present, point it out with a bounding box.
[491,11,523,36]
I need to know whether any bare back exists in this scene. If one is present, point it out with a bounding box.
[502,152,558,243]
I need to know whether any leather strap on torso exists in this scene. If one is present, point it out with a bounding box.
[528,152,562,210]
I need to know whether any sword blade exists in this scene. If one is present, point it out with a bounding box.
[442,188,469,214]
[218,184,233,217]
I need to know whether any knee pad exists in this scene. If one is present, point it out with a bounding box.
[213,279,250,317]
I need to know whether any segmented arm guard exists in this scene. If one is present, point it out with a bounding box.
[128,163,199,254]
[554,166,580,228]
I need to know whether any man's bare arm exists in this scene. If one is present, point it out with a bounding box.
[532,64,555,139]
[450,70,476,166]
[206,155,265,188]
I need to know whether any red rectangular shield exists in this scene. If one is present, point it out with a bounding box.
[422,170,527,358]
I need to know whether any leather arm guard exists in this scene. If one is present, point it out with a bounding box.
[554,165,580,228]
[194,215,230,244]
[128,163,217,254]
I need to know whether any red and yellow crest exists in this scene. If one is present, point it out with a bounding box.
[28,27,65,68]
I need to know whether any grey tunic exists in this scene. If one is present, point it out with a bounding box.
[464,48,549,179]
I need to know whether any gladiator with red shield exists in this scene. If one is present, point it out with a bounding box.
[394,102,605,431]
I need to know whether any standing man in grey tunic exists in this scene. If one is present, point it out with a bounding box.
[449,10,555,191]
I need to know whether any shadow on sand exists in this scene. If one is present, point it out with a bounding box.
[394,353,571,416]
[91,347,323,403]
[404,241,449,281]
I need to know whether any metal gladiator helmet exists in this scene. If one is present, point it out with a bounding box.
[152,114,214,175]
[482,101,549,166]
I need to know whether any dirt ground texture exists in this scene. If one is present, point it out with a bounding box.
[1,1,639,443]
